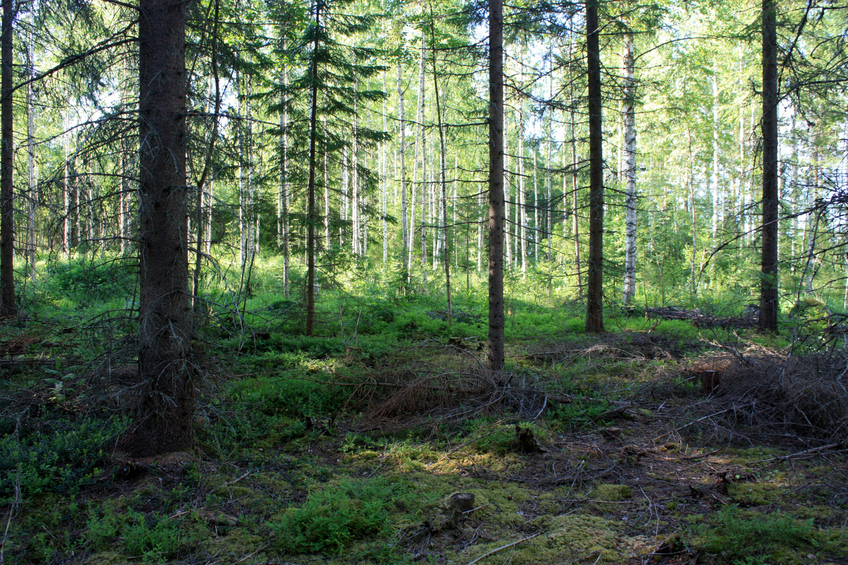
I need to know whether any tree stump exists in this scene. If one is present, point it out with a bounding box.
[449,492,475,525]
[451,492,475,514]
[701,370,720,394]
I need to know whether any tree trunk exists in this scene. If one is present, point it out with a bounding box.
[759,0,779,333]
[430,23,451,323]
[62,131,69,254]
[533,148,538,263]
[0,0,15,317]
[398,57,409,284]
[711,61,721,244]
[585,0,604,333]
[568,35,582,299]
[305,2,321,336]
[192,7,220,312]
[323,129,330,250]
[416,34,427,283]
[382,74,388,264]
[26,33,35,282]
[134,0,192,455]
[488,0,505,371]
[352,67,361,258]
[279,48,289,297]
[517,63,527,276]
[688,126,697,298]
[622,33,637,306]
[504,112,511,270]
[477,183,484,274]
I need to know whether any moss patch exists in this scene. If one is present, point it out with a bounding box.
[591,484,632,502]
[727,482,784,506]
[461,514,651,564]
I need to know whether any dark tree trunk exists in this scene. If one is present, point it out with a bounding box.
[305,2,321,337]
[585,0,604,333]
[488,0,505,371]
[0,0,15,318]
[132,0,192,455]
[760,0,779,333]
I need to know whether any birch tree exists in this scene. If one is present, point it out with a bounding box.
[622,32,637,306]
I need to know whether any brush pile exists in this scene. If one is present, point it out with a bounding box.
[683,347,848,446]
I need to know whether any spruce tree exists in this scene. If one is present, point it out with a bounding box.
[275,0,386,335]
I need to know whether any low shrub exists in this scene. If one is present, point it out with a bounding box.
[0,416,128,502]
[270,477,410,554]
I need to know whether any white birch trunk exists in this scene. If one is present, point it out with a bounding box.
[517,61,527,275]
[711,62,721,241]
[622,34,637,306]
[398,58,408,278]
[417,34,427,282]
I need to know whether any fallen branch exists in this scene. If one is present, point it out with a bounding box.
[464,532,541,565]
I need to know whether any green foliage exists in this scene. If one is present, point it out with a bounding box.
[42,257,136,307]
[696,506,817,564]
[466,420,549,455]
[233,374,350,420]
[270,477,408,554]
[0,416,129,502]
[548,396,612,431]
[86,504,201,563]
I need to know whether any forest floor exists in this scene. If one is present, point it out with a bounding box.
[2,312,848,565]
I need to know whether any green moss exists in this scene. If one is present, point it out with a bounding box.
[206,529,266,562]
[727,482,784,506]
[461,514,651,564]
[591,484,632,502]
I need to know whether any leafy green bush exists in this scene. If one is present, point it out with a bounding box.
[271,477,408,554]
[0,416,129,502]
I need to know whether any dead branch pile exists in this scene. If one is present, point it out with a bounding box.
[645,306,758,329]
[527,332,686,365]
[682,348,848,445]
[362,343,545,426]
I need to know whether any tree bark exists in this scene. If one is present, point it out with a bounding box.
[0,0,15,317]
[381,74,388,264]
[711,60,721,243]
[430,23,451,323]
[134,0,192,455]
[26,33,35,282]
[760,0,779,333]
[622,33,637,306]
[192,8,220,312]
[488,0,505,371]
[352,65,361,258]
[416,34,427,283]
[305,1,321,336]
[62,131,70,254]
[585,0,605,333]
[279,59,290,297]
[567,35,582,299]
[398,56,409,284]
[517,59,527,275]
